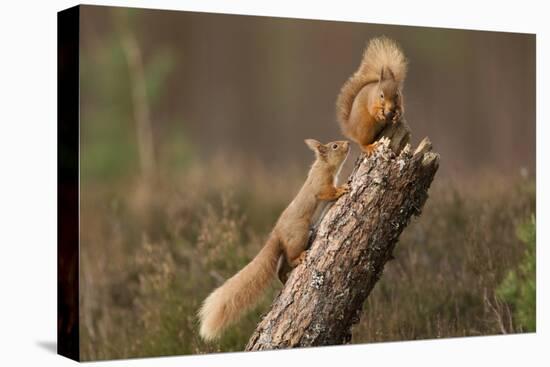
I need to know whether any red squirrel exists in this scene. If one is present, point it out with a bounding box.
[337,36,408,155]
[198,139,350,341]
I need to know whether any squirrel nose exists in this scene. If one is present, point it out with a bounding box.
[385,110,395,120]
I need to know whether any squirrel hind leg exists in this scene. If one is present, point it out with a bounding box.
[276,255,291,284]
[289,251,307,267]
[277,250,308,284]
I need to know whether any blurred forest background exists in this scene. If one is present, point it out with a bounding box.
[77,5,536,360]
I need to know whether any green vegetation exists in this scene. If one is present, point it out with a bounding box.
[496,215,536,332]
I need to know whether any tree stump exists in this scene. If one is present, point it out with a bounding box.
[245,120,439,350]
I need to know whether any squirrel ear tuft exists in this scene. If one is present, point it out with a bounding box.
[387,67,396,81]
[305,139,322,151]
[379,67,396,82]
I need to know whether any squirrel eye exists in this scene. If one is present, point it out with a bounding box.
[332,144,338,150]
[380,92,384,99]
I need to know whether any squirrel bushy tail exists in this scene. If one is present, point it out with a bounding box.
[198,234,281,340]
[336,36,408,126]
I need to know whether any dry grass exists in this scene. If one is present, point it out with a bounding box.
[79,157,535,360]
[353,175,534,342]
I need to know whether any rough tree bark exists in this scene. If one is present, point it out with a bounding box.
[245,120,439,350]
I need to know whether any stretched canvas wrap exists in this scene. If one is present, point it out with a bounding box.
[58,4,536,362]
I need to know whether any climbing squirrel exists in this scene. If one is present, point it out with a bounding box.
[198,139,350,341]
[336,36,408,155]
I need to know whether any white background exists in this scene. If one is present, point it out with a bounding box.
[0,0,547,365]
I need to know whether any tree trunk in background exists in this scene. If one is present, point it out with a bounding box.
[114,9,156,183]
[246,120,439,350]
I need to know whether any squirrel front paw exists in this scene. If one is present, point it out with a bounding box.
[336,183,350,197]
[392,109,402,123]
